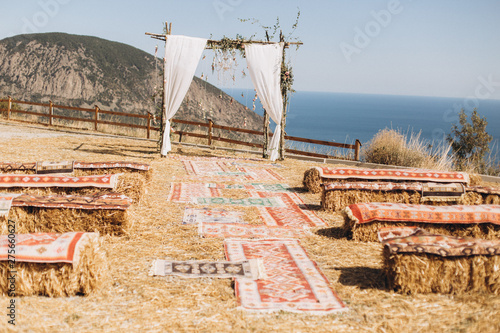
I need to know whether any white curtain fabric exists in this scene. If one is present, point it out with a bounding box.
[161,35,207,156]
[245,43,284,161]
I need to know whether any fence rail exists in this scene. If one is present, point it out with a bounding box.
[0,96,361,160]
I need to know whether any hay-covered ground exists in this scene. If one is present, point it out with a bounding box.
[1,123,499,333]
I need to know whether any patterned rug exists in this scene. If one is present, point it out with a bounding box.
[316,167,470,184]
[0,232,97,263]
[249,191,328,228]
[207,183,291,192]
[346,203,500,225]
[149,259,261,279]
[224,239,348,314]
[168,183,220,203]
[199,222,311,239]
[0,162,36,172]
[12,192,132,210]
[194,197,286,207]
[181,160,235,176]
[36,161,74,174]
[379,227,500,256]
[231,161,284,168]
[421,182,465,202]
[74,161,150,171]
[239,167,284,182]
[182,207,244,225]
[0,174,119,188]
[0,193,22,216]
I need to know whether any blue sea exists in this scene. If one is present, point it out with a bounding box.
[226,89,500,156]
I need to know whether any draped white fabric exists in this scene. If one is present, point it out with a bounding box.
[245,43,284,161]
[161,35,207,155]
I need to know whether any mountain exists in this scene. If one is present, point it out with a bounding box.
[0,32,263,134]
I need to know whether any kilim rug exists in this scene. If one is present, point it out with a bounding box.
[238,167,284,182]
[421,182,465,202]
[0,174,119,188]
[231,161,284,168]
[182,207,244,225]
[0,162,36,172]
[181,160,235,176]
[36,161,74,174]
[345,203,500,225]
[207,183,291,192]
[379,227,500,256]
[73,161,150,171]
[0,193,22,216]
[12,192,132,210]
[315,167,470,184]
[0,232,97,264]
[168,183,220,203]
[149,259,262,279]
[199,222,311,239]
[249,191,328,228]
[224,238,348,314]
[194,197,286,207]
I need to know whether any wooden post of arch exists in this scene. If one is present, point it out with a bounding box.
[262,31,271,159]
[159,21,172,156]
[279,31,287,161]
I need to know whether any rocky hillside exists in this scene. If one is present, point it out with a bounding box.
[0,32,263,133]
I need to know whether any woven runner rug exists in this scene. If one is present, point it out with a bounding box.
[194,197,286,207]
[182,207,244,225]
[74,161,150,171]
[36,161,74,174]
[0,162,37,172]
[316,167,470,184]
[231,161,284,168]
[224,239,348,314]
[199,222,311,239]
[346,203,500,225]
[249,191,327,228]
[0,232,97,264]
[238,167,285,182]
[181,160,235,176]
[149,259,261,279]
[378,227,500,257]
[207,183,291,192]
[12,192,132,210]
[0,193,22,216]
[0,174,119,188]
[168,183,220,203]
[421,183,465,202]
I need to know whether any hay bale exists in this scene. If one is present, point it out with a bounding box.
[322,189,422,212]
[0,233,109,297]
[73,168,152,183]
[2,207,128,236]
[303,168,322,193]
[342,204,500,242]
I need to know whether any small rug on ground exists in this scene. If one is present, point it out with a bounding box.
[182,207,244,224]
[168,183,220,203]
[149,259,261,279]
[207,183,291,192]
[224,238,348,314]
[199,222,312,238]
[194,197,286,207]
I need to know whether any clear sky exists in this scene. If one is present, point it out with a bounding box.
[2,0,500,99]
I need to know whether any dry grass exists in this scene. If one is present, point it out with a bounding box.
[1,122,500,333]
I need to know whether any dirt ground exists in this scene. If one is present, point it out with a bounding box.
[0,122,499,333]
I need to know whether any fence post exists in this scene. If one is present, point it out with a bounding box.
[263,111,269,158]
[208,119,213,146]
[7,96,11,120]
[147,113,151,139]
[94,105,99,131]
[49,100,53,126]
[354,139,362,161]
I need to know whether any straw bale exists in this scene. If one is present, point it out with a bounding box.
[485,194,500,205]
[2,207,128,235]
[0,235,110,297]
[303,168,322,193]
[383,247,500,294]
[343,216,500,242]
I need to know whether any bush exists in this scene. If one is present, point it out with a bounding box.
[362,128,453,170]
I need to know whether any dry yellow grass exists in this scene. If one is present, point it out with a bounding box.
[0,122,499,333]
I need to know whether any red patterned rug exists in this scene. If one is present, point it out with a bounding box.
[0,232,97,264]
[379,227,500,256]
[74,161,150,171]
[346,203,500,225]
[182,207,244,224]
[224,239,348,314]
[12,192,132,210]
[0,174,118,188]
[316,167,470,184]
[249,191,328,228]
[167,183,220,203]
[199,222,311,239]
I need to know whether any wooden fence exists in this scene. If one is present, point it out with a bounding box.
[0,96,361,161]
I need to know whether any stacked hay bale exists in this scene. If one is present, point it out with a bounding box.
[342,202,500,242]
[0,232,109,296]
[380,227,500,294]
